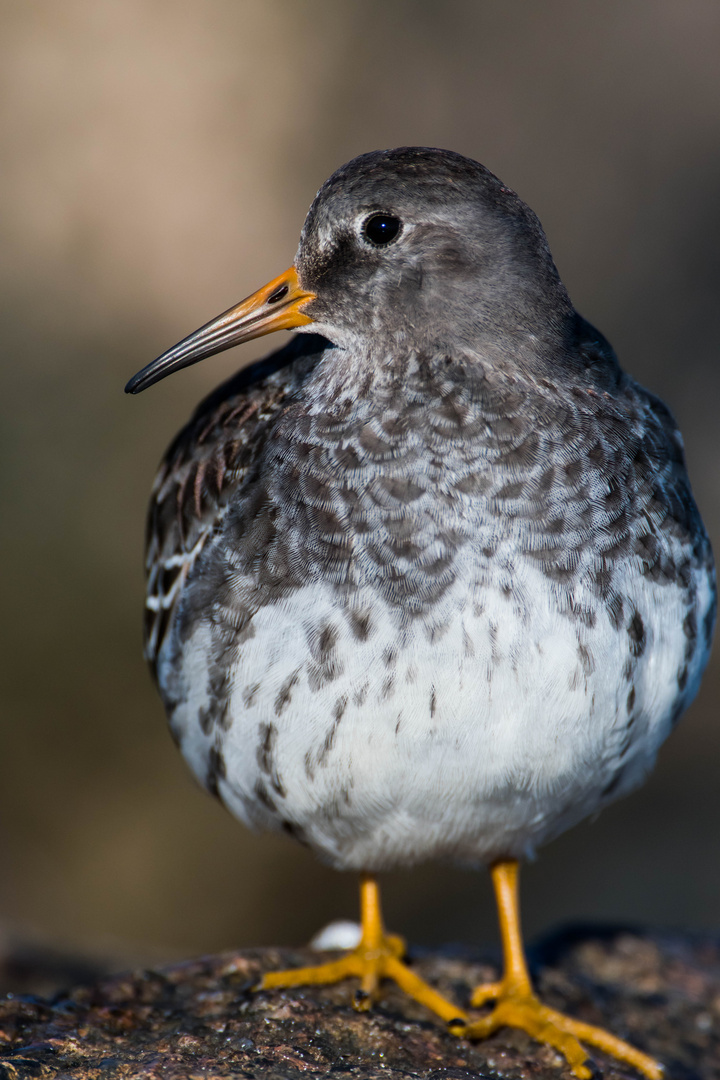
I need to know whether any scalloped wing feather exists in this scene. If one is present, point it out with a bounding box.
[143,336,328,675]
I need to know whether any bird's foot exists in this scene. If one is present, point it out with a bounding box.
[259,931,467,1025]
[449,979,661,1080]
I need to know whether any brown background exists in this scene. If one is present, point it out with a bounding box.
[2,1,719,973]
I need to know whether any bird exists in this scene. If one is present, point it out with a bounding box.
[125,147,716,1079]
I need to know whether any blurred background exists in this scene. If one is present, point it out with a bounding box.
[2,0,720,992]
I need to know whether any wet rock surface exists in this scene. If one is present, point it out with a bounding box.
[0,928,719,1079]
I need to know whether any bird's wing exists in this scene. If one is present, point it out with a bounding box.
[143,334,328,676]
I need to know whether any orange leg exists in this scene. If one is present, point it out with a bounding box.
[450,861,662,1079]
[259,873,467,1025]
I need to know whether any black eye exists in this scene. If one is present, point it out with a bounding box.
[363,214,402,246]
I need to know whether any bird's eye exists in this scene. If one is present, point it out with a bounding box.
[362,214,402,246]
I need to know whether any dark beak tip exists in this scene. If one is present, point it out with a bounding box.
[124,374,145,395]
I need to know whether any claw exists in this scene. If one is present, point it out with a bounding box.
[447,1017,469,1034]
[469,980,502,1007]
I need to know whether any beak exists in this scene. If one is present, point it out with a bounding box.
[125,267,315,394]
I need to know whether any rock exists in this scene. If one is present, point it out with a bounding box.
[0,927,718,1078]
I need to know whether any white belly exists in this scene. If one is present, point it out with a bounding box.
[162,550,712,872]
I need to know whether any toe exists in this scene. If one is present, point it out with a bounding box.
[545,1009,663,1080]
[385,955,468,1024]
[260,955,361,990]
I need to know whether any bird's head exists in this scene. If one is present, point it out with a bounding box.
[125,147,573,394]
